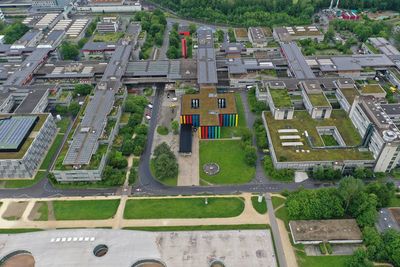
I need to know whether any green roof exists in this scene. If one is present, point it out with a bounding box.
[264,110,374,162]
[360,84,385,94]
[270,89,292,108]
[308,93,330,107]
[340,88,359,104]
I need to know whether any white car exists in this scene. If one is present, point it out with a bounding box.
[146,115,151,120]
[148,104,153,109]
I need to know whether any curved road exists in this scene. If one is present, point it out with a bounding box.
[0,85,340,199]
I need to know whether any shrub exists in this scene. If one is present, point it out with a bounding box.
[319,243,327,254]
[325,242,333,254]
[157,126,169,135]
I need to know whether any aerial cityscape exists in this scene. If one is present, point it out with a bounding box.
[0,0,399,266]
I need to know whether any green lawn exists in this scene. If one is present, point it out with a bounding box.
[297,251,351,267]
[56,118,70,134]
[275,205,290,230]
[124,197,245,219]
[251,196,267,214]
[40,135,64,170]
[200,140,255,184]
[123,224,269,231]
[93,32,124,42]
[0,228,43,234]
[272,196,286,209]
[321,135,339,146]
[53,200,120,220]
[3,171,47,189]
[270,89,292,108]
[34,202,48,221]
[390,195,400,207]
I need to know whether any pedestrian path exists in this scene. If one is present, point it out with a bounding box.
[0,193,268,230]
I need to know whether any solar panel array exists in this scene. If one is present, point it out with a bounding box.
[0,116,37,151]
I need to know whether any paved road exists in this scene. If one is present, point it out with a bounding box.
[377,208,400,232]
[265,193,287,267]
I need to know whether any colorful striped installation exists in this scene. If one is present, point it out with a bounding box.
[219,114,238,127]
[199,126,221,139]
[180,115,200,127]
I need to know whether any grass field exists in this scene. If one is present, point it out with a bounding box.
[123,224,269,231]
[0,229,43,234]
[271,196,286,209]
[53,200,120,220]
[124,197,245,219]
[296,251,351,267]
[34,202,48,221]
[199,140,255,184]
[56,118,70,134]
[390,195,400,207]
[40,135,64,170]
[2,171,47,189]
[251,196,267,214]
[275,205,290,230]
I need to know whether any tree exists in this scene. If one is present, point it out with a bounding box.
[324,26,335,43]
[108,150,128,169]
[128,114,143,129]
[244,146,257,166]
[135,124,148,135]
[132,134,147,156]
[3,22,29,44]
[346,249,374,267]
[348,192,378,227]
[366,182,394,208]
[338,176,365,211]
[189,23,197,34]
[171,120,179,134]
[121,139,134,156]
[68,101,81,116]
[362,226,387,262]
[382,229,400,267]
[286,188,344,220]
[60,41,79,60]
[74,84,93,96]
[153,143,178,180]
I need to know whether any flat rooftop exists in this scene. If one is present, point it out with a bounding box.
[0,114,48,159]
[289,219,362,243]
[339,87,360,105]
[181,87,237,126]
[281,42,316,79]
[359,83,386,95]
[264,110,374,162]
[0,116,38,152]
[269,89,292,108]
[0,229,277,267]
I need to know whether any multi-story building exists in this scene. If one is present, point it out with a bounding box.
[0,114,57,179]
[264,81,294,120]
[300,81,332,119]
[248,27,273,48]
[349,96,400,172]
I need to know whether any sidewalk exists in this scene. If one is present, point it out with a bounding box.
[0,193,268,230]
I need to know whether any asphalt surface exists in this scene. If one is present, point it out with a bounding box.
[377,208,400,232]
[265,193,287,267]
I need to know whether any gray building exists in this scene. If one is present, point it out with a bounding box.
[349,96,400,172]
[0,114,56,179]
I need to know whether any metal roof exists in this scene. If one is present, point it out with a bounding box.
[281,42,316,79]
[0,116,37,151]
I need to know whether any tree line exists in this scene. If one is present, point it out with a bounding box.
[149,0,399,27]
